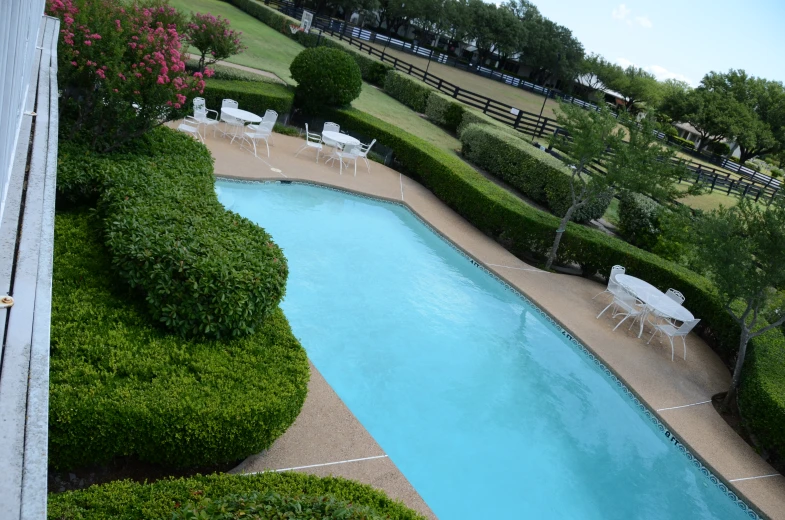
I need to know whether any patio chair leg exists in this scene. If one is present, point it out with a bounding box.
[252,139,257,158]
[596,302,614,319]
[592,289,608,300]
[316,149,320,163]
[363,157,371,172]
[354,160,357,176]
[669,336,675,361]
[682,336,687,360]
[295,145,305,157]
[647,328,658,344]
[265,140,270,158]
[613,314,631,331]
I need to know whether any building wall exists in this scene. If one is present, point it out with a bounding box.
[0,0,46,224]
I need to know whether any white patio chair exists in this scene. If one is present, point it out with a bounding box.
[249,109,279,144]
[220,99,243,139]
[322,122,341,149]
[192,97,219,137]
[335,144,362,175]
[177,117,203,143]
[592,265,625,300]
[241,120,274,157]
[294,123,323,162]
[647,318,701,361]
[597,289,644,332]
[356,139,376,172]
[665,288,685,304]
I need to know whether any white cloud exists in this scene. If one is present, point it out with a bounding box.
[634,16,653,28]
[616,57,635,68]
[612,4,652,28]
[645,65,694,85]
[611,4,631,21]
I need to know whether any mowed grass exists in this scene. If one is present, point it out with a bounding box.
[169,0,301,83]
[355,43,561,119]
[169,0,460,151]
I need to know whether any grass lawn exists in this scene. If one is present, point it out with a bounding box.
[356,43,561,119]
[169,0,301,83]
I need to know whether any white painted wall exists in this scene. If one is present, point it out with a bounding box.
[0,0,46,225]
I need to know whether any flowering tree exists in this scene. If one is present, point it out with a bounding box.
[47,0,213,152]
[186,13,246,73]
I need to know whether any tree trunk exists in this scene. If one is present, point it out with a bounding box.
[545,205,577,270]
[721,329,751,412]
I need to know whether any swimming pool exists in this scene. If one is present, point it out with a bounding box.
[216,179,757,519]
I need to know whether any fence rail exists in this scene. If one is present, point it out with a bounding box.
[260,0,781,200]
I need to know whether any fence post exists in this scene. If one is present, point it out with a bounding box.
[317,28,322,46]
[437,78,443,92]
[513,109,523,130]
[710,173,718,192]
[483,99,490,114]
[453,86,459,98]
[727,180,735,195]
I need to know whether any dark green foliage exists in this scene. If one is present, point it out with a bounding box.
[47,473,424,520]
[739,320,785,457]
[202,78,294,117]
[290,47,362,112]
[425,92,466,132]
[668,135,695,150]
[173,491,383,520]
[455,108,521,139]
[383,71,432,113]
[221,0,392,86]
[50,211,309,469]
[460,124,613,223]
[706,141,731,156]
[617,192,662,250]
[59,128,289,339]
[325,107,785,455]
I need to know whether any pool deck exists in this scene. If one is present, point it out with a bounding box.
[194,128,785,520]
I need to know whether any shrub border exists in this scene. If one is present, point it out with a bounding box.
[216,176,765,520]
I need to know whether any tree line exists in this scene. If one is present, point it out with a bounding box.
[297,0,784,166]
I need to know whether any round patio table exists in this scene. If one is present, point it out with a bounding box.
[616,274,694,337]
[322,130,360,147]
[221,107,262,124]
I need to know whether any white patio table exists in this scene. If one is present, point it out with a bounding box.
[221,107,262,141]
[322,130,360,166]
[616,274,694,338]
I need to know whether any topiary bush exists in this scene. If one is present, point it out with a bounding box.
[425,92,465,132]
[202,78,294,119]
[706,141,731,156]
[47,473,425,520]
[49,211,309,470]
[383,70,432,113]
[460,123,613,223]
[667,135,695,150]
[617,192,662,250]
[290,47,362,113]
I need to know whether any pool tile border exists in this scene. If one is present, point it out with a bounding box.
[218,177,765,520]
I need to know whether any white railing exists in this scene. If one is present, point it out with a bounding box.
[0,0,46,226]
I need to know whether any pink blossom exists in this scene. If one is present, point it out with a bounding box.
[95,69,105,79]
[84,40,92,45]
[204,68,214,78]
[173,103,181,109]
[71,61,77,66]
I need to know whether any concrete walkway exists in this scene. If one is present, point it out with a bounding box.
[189,128,784,519]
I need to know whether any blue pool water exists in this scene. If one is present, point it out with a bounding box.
[216,180,754,520]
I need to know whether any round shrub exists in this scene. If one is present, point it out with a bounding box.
[706,141,731,156]
[290,47,362,112]
[617,192,662,250]
[47,473,425,520]
[49,211,309,470]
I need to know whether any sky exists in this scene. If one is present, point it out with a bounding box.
[529,0,785,86]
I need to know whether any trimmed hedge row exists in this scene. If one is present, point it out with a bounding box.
[222,0,392,85]
[668,134,696,150]
[384,70,431,113]
[60,128,288,339]
[50,211,309,469]
[424,92,465,132]
[47,472,424,520]
[460,124,614,223]
[326,106,785,456]
[202,78,294,118]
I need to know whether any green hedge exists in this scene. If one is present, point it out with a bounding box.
[325,106,785,456]
[460,124,613,223]
[60,128,289,339]
[222,0,392,86]
[618,192,662,250]
[424,92,465,132]
[668,135,695,150]
[50,211,309,469]
[456,107,522,140]
[47,473,424,520]
[290,47,362,111]
[202,78,294,118]
[383,70,432,113]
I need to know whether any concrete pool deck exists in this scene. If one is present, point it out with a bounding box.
[192,128,785,519]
